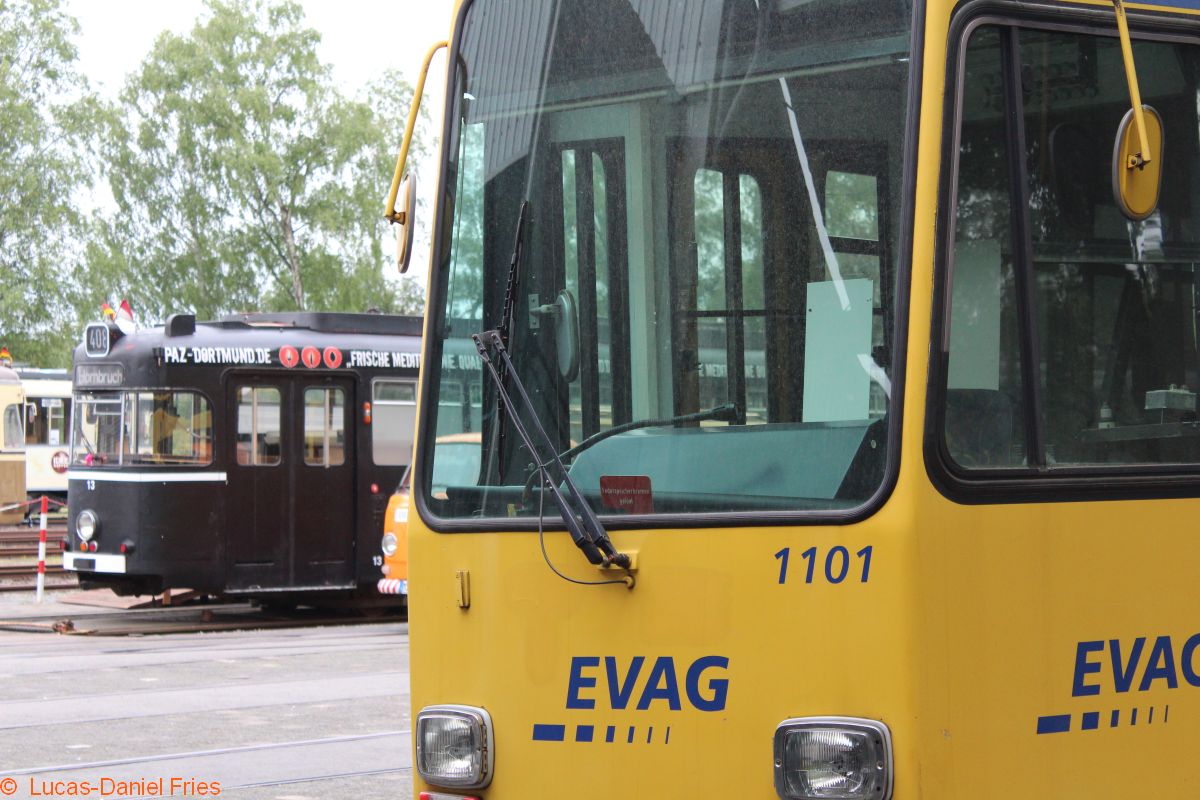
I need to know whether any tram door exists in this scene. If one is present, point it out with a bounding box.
[226,377,355,591]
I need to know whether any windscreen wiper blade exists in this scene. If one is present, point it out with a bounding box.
[493,200,529,482]
[473,328,632,571]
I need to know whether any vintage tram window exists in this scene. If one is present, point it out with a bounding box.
[71,393,122,465]
[2,404,21,451]
[123,392,212,466]
[371,379,417,466]
[236,387,281,466]
[303,388,346,467]
[944,24,1200,473]
[26,397,68,447]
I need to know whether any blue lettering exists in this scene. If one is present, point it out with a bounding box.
[1072,641,1103,697]
[637,657,682,711]
[605,656,644,710]
[1139,636,1179,691]
[1183,634,1200,687]
[567,656,599,709]
[686,655,730,712]
[1110,638,1146,693]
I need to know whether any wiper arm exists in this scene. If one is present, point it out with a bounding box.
[472,328,633,572]
[492,200,529,482]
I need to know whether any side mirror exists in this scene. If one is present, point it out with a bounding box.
[1112,104,1163,222]
[393,173,418,274]
[532,290,581,382]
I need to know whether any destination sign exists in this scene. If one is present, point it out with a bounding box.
[75,364,124,387]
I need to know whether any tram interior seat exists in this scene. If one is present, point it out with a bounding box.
[944,388,1014,468]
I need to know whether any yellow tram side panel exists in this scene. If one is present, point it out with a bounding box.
[909,0,1200,797]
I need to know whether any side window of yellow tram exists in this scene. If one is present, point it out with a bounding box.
[945,25,1200,471]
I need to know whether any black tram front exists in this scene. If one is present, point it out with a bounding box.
[63,312,422,603]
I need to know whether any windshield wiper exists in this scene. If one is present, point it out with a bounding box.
[473,328,632,572]
[492,200,529,482]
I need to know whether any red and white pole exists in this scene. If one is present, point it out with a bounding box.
[36,495,47,603]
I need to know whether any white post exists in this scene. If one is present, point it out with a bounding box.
[36,495,47,603]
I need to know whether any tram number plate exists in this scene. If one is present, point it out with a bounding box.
[74,558,95,571]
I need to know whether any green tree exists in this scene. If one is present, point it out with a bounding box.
[89,0,425,323]
[0,0,101,367]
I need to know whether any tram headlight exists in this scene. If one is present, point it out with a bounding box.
[774,717,892,800]
[381,532,398,557]
[76,510,99,543]
[415,705,494,790]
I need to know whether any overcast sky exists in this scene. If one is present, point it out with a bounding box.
[66,0,458,297]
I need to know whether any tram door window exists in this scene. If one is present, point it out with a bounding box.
[227,379,355,591]
[371,379,417,466]
[235,387,281,466]
[303,388,346,467]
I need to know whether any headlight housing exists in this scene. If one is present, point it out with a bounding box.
[76,509,99,542]
[415,705,494,790]
[774,717,892,800]
[381,532,398,557]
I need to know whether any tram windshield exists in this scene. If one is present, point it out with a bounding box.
[72,391,213,467]
[423,0,912,519]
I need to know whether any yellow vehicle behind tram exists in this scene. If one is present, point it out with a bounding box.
[389,0,1200,796]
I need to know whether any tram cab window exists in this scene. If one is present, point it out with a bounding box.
[71,393,122,465]
[425,0,910,518]
[303,387,346,467]
[123,392,212,466]
[944,25,1200,472]
[235,387,281,466]
[25,397,68,447]
[371,379,417,466]
[2,404,21,451]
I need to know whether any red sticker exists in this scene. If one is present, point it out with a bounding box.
[51,451,69,474]
[323,347,343,369]
[600,476,654,514]
[279,346,299,368]
[301,346,321,369]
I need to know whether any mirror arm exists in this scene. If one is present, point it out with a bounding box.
[384,40,448,223]
[1112,0,1151,168]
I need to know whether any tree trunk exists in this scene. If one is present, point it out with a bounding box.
[279,201,304,309]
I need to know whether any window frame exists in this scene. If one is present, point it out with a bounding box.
[926,1,1200,504]
[411,0,927,532]
[235,385,283,468]
[302,386,347,468]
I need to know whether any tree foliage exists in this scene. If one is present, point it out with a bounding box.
[0,0,101,366]
[89,0,426,324]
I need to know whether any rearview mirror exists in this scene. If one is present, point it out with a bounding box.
[393,173,417,274]
[1112,104,1163,222]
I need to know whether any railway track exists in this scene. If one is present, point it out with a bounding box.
[0,524,76,592]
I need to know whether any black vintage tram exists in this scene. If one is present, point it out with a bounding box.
[64,312,422,602]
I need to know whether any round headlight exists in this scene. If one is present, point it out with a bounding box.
[76,509,99,542]
[381,532,398,557]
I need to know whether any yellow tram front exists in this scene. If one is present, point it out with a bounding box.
[399,0,1200,796]
[0,366,25,524]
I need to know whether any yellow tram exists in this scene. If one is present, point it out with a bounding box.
[388,0,1200,796]
[0,365,26,524]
